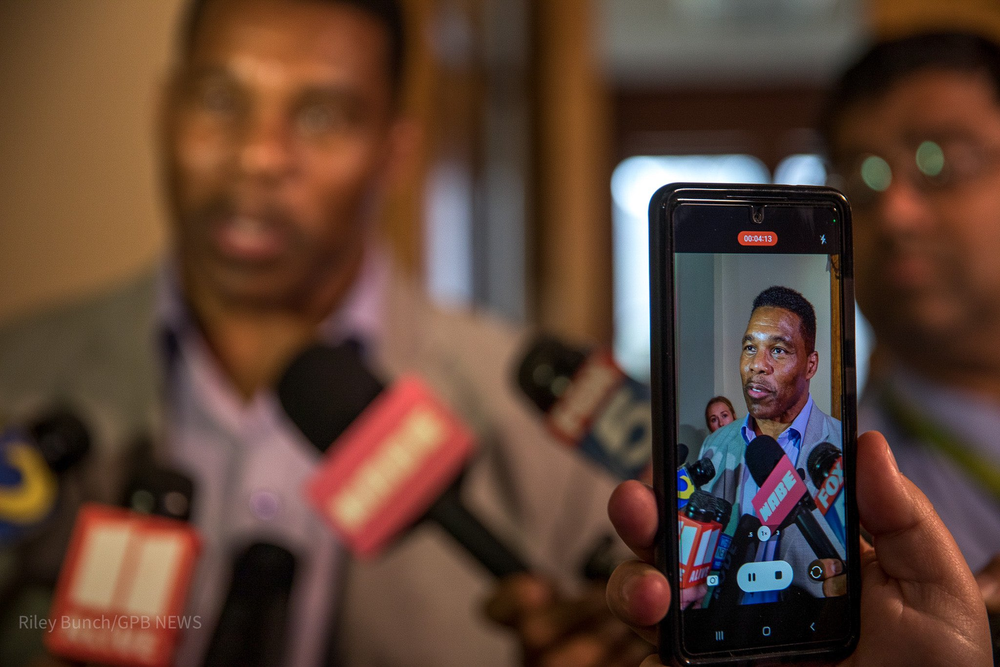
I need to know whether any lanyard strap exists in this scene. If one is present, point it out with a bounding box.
[880,388,1000,504]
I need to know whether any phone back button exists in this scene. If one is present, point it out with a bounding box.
[736,561,794,593]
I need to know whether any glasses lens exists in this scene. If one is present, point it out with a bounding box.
[860,155,892,192]
[916,141,945,178]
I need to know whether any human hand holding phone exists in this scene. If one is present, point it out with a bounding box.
[605,431,993,666]
[484,573,653,666]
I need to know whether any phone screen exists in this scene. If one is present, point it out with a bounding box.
[660,194,858,660]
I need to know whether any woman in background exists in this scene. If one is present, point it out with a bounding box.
[705,396,737,433]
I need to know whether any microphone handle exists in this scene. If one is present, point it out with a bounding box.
[424,486,529,578]
[711,513,760,609]
[792,505,840,561]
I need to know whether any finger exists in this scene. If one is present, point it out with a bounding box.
[821,574,847,598]
[975,554,1000,614]
[484,573,557,628]
[806,558,844,582]
[606,559,670,645]
[529,616,645,667]
[679,582,707,609]
[639,654,667,667]
[608,481,658,563]
[519,586,609,652]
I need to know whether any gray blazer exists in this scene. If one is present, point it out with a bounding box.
[0,267,619,666]
[697,403,844,600]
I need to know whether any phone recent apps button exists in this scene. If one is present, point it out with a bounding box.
[736,561,793,593]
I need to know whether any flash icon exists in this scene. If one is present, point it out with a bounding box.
[820,234,827,244]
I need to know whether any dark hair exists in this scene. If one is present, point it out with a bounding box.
[752,285,816,353]
[821,31,1000,159]
[180,0,406,96]
[704,396,737,430]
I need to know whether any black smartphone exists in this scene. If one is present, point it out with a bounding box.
[648,183,860,664]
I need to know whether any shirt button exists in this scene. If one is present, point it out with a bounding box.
[250,490,281,520]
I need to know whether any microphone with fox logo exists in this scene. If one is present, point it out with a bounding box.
[515,335,651,480]
[278,343,528,578]
[806,442,846,546]
[744,435,840,561]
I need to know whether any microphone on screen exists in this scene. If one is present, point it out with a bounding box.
[744,435,840,561]
[806,442,846,546]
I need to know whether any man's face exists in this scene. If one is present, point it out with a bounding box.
[161,0,401,308]
[832,70,1000,364]
[740,306,818,423]
[707,401,734,433]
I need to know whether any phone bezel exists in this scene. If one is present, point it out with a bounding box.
[648,183,861,665]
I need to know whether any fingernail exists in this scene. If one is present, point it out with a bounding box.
[831,559,843,575]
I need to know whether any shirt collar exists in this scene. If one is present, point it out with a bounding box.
[155,245,390,368]
[740,394,814,445]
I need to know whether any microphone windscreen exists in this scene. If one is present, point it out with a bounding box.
[230,542,296,597]
[744,435,785,487]
[277,343,384,451]
[807,442,842,487]
[30,410,90,473]
[514,336,587,413]
[123,466,195,521]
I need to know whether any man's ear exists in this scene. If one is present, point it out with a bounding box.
[805,350,819,380]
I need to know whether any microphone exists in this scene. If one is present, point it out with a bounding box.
[807,443,846,546]
[744,436,840,561]
[678,454,715,510]
[707,512,761,609]
[202,543,296,667]
[278,343,529,578]
[45,465,201,667]
[515,335,651,480]
[677,491,730,589]
[0,409,91,544]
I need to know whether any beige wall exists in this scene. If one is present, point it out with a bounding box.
[0,0,187,324]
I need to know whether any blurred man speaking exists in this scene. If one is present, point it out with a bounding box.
[823,31,1000,581]
[0,1,620,665]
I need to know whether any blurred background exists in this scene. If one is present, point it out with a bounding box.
[2,0,1000,395]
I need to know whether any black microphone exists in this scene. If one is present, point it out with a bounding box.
[708,512,761,609]
[744,436,839,561]
[202,542,296,667]
[278,343,529,578]
[515,335,652,480]
[0,409,91,545]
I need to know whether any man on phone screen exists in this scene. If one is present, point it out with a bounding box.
[698,285,843,603]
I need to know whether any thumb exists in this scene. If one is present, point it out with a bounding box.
[856,431,982,606]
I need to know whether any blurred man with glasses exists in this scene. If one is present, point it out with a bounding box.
[822,31,1000,608]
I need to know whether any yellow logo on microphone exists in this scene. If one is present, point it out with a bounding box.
[0,436,58,524]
